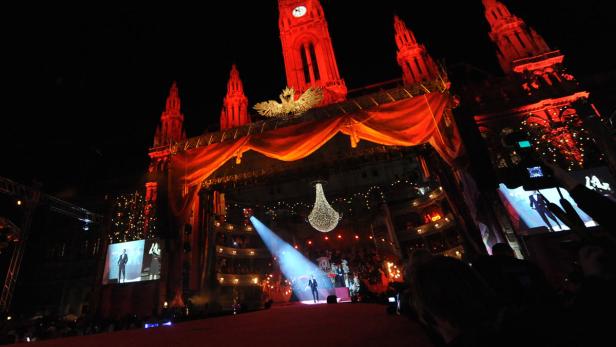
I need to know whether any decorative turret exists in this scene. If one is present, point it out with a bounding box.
[220,65,251,130]
[153,82,186,147]
[394,15,439,85]
[482,0,552,74]
[278,0,347,105]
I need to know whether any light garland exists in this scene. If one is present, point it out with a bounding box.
[308,183,340,233]
[230,178,434,219]
[520,106,602,171]
[109,191,157,243]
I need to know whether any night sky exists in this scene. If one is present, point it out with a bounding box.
[3,0,614,207]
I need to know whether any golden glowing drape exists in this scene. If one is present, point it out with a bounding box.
[169,93,461,217]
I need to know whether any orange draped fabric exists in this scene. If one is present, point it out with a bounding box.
[169,92,461,217]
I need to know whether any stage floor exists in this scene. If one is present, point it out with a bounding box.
[31,303,433,347]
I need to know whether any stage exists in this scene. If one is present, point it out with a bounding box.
[30,303,433,347]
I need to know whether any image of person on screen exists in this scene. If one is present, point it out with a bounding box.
[529,192,562,232]
[148,241,161,280]
[309,275,319,303]
[118,249,128,283]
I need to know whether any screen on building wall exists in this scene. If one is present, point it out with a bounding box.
[102,239,163,284]
[497,183,598,232]
[570,166,615,201]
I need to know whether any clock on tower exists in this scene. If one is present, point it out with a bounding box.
[278,0,347,106]
[292,5,307,17]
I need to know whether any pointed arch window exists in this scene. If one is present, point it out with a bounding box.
[515,32,526,48]
[300,44,311,83]
[406,61,416,82]
[414,57,423,75]
[309,43,320,81]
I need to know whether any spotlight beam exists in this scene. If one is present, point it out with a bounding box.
[250,216,332,302]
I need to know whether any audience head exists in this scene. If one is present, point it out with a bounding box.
[405,249,433,280]
[491,243,514,257]
[409,256,496,343]
[577,236,616,279]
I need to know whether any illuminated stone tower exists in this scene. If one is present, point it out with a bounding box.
[220,64,251,130]
[278,0,347,105]
[482,0,551,74]
[394,15,439,85]
[153,81,186,148]
[477,0,594,170]
[147,82,187,205]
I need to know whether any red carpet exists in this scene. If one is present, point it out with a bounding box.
[31,303,434,347]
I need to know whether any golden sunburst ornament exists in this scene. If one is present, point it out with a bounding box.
[253,87,323,118]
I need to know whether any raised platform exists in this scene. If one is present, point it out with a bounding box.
[31,304,433,347]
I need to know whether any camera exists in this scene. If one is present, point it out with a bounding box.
[501,132,557,190]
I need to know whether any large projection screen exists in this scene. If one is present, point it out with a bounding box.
[102,239,162,284]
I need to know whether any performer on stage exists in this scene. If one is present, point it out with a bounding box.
[118,249,128,283]
[308,275,319,303]
[148,241,161,280]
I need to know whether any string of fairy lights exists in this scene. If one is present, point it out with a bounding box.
[109,191,157,243]
[520,106,603,171]
[227,177,437,219]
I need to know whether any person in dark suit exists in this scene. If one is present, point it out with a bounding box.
[308,275,319,303]
[118,249,128,283]
[529,192,562,232]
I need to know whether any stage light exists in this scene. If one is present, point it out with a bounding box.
[163,301,168,308]
[252,277,259,284]
[337,234,342,239]
[249,250,255,255]
[16,200,22,206]
[354,235,359,239]
[388,297,396,303]
[308,182,340,232]
[307,240,312,245]
[250,216,332,302]
[294,245,298,249]
[6,316,11,321]
[162,321,172,326]
[324,236,329,240]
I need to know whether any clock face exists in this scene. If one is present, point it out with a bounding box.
[292,5,307,18]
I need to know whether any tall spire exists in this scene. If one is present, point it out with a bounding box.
[482,0,551,73]
[220,64,250,130]
[278,0,347,105]
[394,15,438,85]
[153,81,186,147]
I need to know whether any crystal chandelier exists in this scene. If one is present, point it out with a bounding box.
[308,182,340,232]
